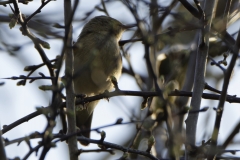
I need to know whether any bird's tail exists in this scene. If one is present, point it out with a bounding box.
[76,100,99,146]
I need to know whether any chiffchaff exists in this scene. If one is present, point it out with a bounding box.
[73,16,132,145]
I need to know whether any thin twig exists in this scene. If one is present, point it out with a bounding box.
[221,121,240,149]
[2,109,41,134]
[178,0,202,19]
[11,0,54,82]
[0,0,32,5]
[208,56,226,72]
[25,0,51,23]
[77,137,159,160]
[2,88,240,136]
[0,130,7,160]
[211,27,240,150]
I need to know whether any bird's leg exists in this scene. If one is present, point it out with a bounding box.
[75,93,87,110]
[110,75,120,90]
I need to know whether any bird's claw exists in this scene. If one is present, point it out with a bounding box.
[103,90,110,101]
[75,93,87,99]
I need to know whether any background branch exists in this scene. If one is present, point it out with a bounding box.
[185,2,216,158]
[64,0,78,159]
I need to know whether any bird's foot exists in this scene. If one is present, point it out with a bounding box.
[110,75,120,90]
[75,93,87,99]
[75,94,87,111]
[103,90,110,102]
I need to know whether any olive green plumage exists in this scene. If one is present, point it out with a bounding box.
[73,16,126,145]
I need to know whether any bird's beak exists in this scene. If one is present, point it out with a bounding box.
[123,24,136,29]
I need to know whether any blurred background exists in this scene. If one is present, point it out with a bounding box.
[0,0,240,159]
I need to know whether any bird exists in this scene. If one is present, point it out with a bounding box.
[73,16,132,145]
